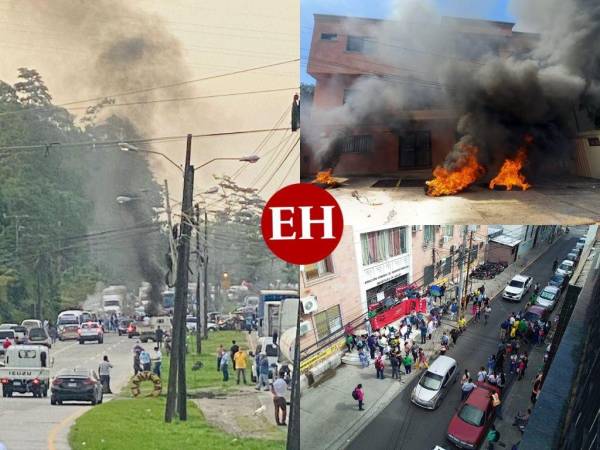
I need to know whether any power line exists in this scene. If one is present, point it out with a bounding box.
[258,135,300,194]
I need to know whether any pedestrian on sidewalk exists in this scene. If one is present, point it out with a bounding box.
[353,384,365,411]
[403,353,413,374]
[450,301,458,321]
[500,319,509,341]
[475,302,482,322]
[345,333,354,353]
[367,334,377,360]
[458,316,467,332]
[390,353,400,379]
[271,373,288,425]
[220,351,230,381]
[416,348,428,369]
[234,347,248,385]
[471,301,478,320]
[140,348,151,372]
[419,321,427,344]
[461,378,476,401]
[484,305,491,325]
[509,354,518,374]
[487,355,496,373]
[375,354,385,379]
[496,372,506,391]
[531,373,542,404]
[359,349,370,368]
[427,319,435,341]
[152,346,162,378]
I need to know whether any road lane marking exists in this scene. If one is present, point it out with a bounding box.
[47,406,86,450]
[51,342,78,356]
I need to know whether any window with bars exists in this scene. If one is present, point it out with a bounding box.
[443,225,454,237]
[321,33,338,41]
[313,305,342,340]
[423,225,435,244]
[304,257,334,282]
[339,135,373,154]
[346,35,375,53]
[360,227,407,266]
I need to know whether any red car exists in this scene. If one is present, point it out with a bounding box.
[447,382,500,449]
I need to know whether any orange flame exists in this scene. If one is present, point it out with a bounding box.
[489,148,531,191]
[312,169,338,186]
[426,144,485,196]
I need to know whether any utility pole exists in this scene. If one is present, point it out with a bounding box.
[286,299,301,450]
[165,134,194,423]
[464,230,474,302]
[164,180,177,288]
[194,204,202,354]
[202,208,209,340]
[457,225,468,318]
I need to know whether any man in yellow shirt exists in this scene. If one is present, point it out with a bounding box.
[234,348,248,385]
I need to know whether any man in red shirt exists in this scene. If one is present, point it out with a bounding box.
[3,337,12,350]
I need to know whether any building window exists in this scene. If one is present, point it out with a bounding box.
[343,89,355,105]
[346,35,375,53]
[340,135,373,154]
[399,131,432,168]
[304,257,334,281]
[443,225,454,237]
[320,33,338,41]
[313,305,342,340]
[361,227,407,265]
[423,225,435,244]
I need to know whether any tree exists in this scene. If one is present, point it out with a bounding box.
[14,68,52,106]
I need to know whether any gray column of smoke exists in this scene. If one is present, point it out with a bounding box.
[304,0,600,175]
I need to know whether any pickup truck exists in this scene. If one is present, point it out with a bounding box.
[0,344,51,397]
[137,316,172,343]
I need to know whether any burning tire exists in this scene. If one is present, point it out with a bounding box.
[130,371,162,397]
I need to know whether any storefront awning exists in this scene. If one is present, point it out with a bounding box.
[490,234,522,247]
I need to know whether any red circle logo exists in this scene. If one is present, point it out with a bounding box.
[261,183,344,265]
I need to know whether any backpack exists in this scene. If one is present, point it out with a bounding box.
[352,389,359,400]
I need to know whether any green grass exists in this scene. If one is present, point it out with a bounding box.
[162,330,250,392]
[69,397,285,450]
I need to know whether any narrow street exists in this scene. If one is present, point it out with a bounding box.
[347,234,577,450]
[0,334,134,450]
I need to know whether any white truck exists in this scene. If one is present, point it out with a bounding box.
[0,345,51,398]
[102,285,127,316]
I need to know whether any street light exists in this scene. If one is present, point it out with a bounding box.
[118,142,183,172]
[196,155,260,169]
[116,195,139,204]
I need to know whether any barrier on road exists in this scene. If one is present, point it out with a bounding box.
[130,371,162,397]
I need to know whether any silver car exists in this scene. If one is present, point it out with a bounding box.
[411,355,458,409]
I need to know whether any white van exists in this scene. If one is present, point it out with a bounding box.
[411,355,458,409]
[556,260,575,277]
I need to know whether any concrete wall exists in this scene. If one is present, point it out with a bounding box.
[574,131,600,179]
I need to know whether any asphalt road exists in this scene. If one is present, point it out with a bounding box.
[0,333,136,450]
[348,234,578,450]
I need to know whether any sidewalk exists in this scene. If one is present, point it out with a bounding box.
[300,236,563,450]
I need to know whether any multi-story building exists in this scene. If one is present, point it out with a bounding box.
[487,225,560,263]
[299,223,488,351]
[302,14,538,177]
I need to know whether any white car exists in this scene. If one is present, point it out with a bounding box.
[502,275,533,302]
[536,285,561,311]
[185,316,217,332]
[411,355,458,409]
[555,260,575,277]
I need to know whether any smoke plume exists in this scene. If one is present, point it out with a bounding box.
[304,0,600,177]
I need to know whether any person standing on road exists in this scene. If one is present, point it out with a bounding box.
[353,384,365,411]
[450,328,459,346]
[531,373,543,404]
[234,347,248,385]
[484,305,491,325]
[458,316,467,332]
[99,355,113,394]
[491,390,502,419]
[133,348,142,375]
[359,348,370,368]
[220,351,230,382]
[140,348,151,372]
[152,346,162,377]
[230,340,239,370]
[271,373,288,425]
[256,352,270,391]
[390,352,400,379]
[552,259,558,273]
[461,378,476,401]
[477,366,487,382]
[427,319,435,341]
[419,320,427,344]
[416,348,428,370]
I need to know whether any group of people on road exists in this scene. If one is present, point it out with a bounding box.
[217,339,249,384]
[132,344,162,377]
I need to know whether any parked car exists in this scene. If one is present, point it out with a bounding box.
[447,382,501,449]
[502,275,533,302]
[78,322,104,344]
[28,327,51,348]
[117,319,133,336]
[185,316,217,332]
[0,330,16,357]
[566,251,579,263]
[9,326,28,344]
[555,260,575,277]
[50,368,103,405]
[21,319,43,331]
[523,305,549,324]
[536,285,561,311]
[549,273,568,289]
[411,355,458,409]
[0,323,18,330]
